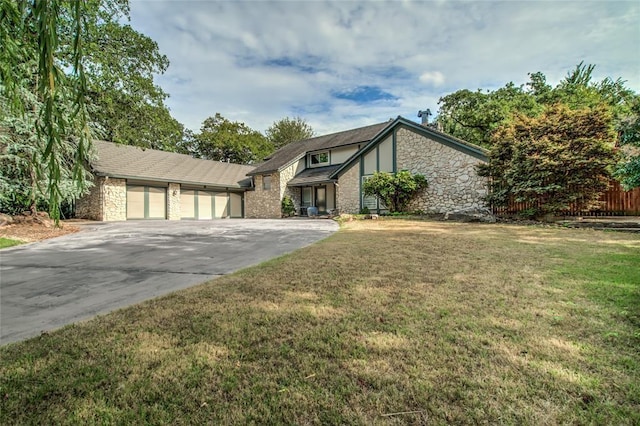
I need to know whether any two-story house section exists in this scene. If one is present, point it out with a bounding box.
[245,116,489,218]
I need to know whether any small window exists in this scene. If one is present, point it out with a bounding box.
[310,152,329,166]
[263,175,272,190]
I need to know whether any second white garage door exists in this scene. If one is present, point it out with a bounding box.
[180,190,243,219]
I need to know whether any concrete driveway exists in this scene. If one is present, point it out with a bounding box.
[0,219,338,345]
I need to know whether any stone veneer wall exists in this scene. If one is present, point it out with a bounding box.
[336,162,360,214]
[395,128,487,213]
[76,176,126,221]
[75,176,104,220]
[102,178,127,220]
[284,186,302,214]
[167,183,181,220]
[245,173,282,218]
[279,163,302,215]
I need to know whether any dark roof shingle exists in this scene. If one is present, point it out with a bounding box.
[90,141,255,188]
[248,121,391,176]
[287,165,341,186]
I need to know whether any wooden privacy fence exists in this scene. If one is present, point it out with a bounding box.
[493,179,640,216]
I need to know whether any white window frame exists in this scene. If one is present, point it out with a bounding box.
[309,151,330,168]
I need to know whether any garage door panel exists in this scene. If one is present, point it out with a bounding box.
[230,193,242,218]
[147,187,166,219]
[214,193,228,218]
[181,190,195,219]
[126,186,145,219]
[198,192,213,220]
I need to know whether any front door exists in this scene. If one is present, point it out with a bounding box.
[315,187,326,213]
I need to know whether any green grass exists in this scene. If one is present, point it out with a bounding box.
[0,237,23,249]
[1,221,638,424]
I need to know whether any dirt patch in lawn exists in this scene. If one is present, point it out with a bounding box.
[0,222,80,243]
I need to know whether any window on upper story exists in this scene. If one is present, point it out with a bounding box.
[263,175,272,190]
[309,151,329,167]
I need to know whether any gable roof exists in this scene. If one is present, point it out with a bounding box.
[90,140,255,188]
[247,121,392,176]
[329,116,489,179]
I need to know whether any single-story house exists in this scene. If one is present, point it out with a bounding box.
[75,141,254,221]
[76,116,489,220]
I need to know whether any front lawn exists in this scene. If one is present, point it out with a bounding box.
[1,221,638,424]
[0,237,23,249]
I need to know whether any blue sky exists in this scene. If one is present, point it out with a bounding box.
[128,0,640,135]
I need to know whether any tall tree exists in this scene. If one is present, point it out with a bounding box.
[436,63,639,190]
[1,0,93,220]
[436,63,638,148]
[0,91,94,216]
[1,0,185,218]
[83,20,185,150]
[436,83,541,148]
[192,113,273,164]
[478,105,618,217]
[614,96,640,190]
[265,116,314,150]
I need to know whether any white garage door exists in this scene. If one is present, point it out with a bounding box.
[127,186,166,219]
[198,192,213,220]
[180,190,195,218]
[214,193,228,218]
[181,190,242,219]
[229,193,243,218]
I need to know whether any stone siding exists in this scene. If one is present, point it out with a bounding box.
[245,174,282,218]
[336,162,360,214]
[395,128,488,213]
[167,183,181,220]
[75,176,103,220]
[102,178,127,221]
[279,163,296,198]
[246,163,299,218]
[279,163,301,215]
[76,176,126,221]
[284,186,302,215]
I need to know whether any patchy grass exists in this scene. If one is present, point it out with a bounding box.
[0,237,23,249]
[1,221,638,424]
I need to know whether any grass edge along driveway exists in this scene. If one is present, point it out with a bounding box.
[1,220,638,424]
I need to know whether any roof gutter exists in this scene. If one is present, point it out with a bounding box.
[94,172,249,189]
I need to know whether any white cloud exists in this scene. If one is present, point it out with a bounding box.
[128,0,640,135]
[419,71,445,86]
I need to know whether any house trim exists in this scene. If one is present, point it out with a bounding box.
[94,172,248,190]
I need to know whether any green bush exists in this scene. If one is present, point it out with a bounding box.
[281,195,295,217]
[362,171,428,213]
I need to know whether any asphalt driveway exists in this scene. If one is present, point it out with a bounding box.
[0,219,338,345]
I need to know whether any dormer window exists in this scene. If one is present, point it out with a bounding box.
[310,151,329,167]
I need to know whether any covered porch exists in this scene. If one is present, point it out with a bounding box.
[287,165,338,216]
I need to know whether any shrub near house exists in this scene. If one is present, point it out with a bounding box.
[362,171,428,213]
